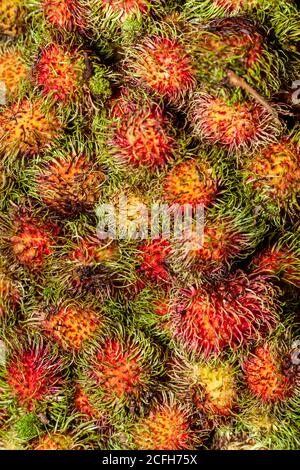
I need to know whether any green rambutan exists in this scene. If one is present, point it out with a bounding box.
[32,43,86,103]
[168,271,279,356]
[35,154,105,216]
[124,34,197,105]
[189,93,281,152]
[0,98,62,158]
[110,91,175,169]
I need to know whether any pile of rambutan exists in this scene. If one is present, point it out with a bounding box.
[0,0,299,452]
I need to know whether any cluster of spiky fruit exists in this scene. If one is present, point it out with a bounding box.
[0,0,300,453]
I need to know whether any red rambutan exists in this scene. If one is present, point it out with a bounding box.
[138,238,172,286]
[0,273,20,319]
[169,271,278,356]
[42,0,87,33]
[101,0,150,21]
[125,35,196,105]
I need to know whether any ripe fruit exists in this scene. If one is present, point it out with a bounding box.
[101,0,150,22]
[243,345,294,403]
[42,302,102,351]
[0,51,27,97]
[163,159,219,208]
[6,344,64,411]
[169,271,278,356]
[111,93,175,169]
[0,99,61,157]
[41,0,87,33]
[131,399,197,450]
[125,35,196,105]
[74,384,104,421]
[33,44,85,103]
[0,0,26,37]
[244,138,300,216]
[36,155,105,216]
[8,212,60,271]
[138,238,172,286]
[32,433,75,450]
[189,94,280,151]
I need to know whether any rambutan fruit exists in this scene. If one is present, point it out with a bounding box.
[0,0,26,37]
[79,331,163,413]
[41,301,103,352]
[137,238,172,287]
[4,211,60,272]
[0,50,27,97]
[110,93,175,169]
[252,232,300,288]
[213,427,266,450]
[36,155,105,216]
[189,93,281,152]
[4,343,65,411]
[0,98,61,157]
[124,35,197,105]
[184,0,271,20]
[171,355,238,418]
[100,0,151,22]
[243,138,300,219]
[162,159,220,208]
[41,0,87,33]
[32,433,76,450]
[130,396,199,450]
[32,44,86,103]
[0,272,20,319]
[168,271,278,356]
[74,384,105,422]
[243,345,295,403]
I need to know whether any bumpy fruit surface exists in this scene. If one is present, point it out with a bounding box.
[74,384,104,421]
[42,0,87,33]
[163,160,219,208]
[126,36,196,104]
[6,346,64,410]
[0,51,27,96]
[37,156,105,216]
[190,95,279,151]
[171,272,277,356]
[33,433,75,450]
[243,345,293,403]
[0,274,20,318]
[132,403,195,450]
[0,0,25,37]
[253,246,300,288]
[138,238,171,286]
[33,44,85,102]
[101,0,150,20]
[43,303,101,351]
[0,99,61,156]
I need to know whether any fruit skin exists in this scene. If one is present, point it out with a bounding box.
[42,302,102,351]
[6,211,60,272]
[36,155,105,216]
[0,273,20,319]
[163,159,219,208]
[243,345,294,403]
[110,92,175,169]
[0,0,26,37]
[125,35,196,105]
[101,0,150,21]
[74,384,105,421]
[244,138,300,218]
[131,398,198,450]
[189,94,280,152]
[0,99,61,157]
[171,356,237,418]
[32,433,75,450]
[0,50,27,97]
[33,44,85,103]
[5,344,65,411]
[138,238,172,287]
[169,271,278,356]
[41,0,87,33]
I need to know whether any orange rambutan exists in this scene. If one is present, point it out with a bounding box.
[0,0,26,37]
[111,94,175,168]
[41,0,87,33]
[32,433,75,450]
[125,35,197,105]
[169,271,278,356]
[0,99,61,157]
[189,94,280,151]
[0,51,27,97]
[244,138,300,215]
[163,159,219,208]
[33,44,85,103]
[6,344,64,411]
[36,155,105,216]
[42,302,102,351]
[132,400,197,450]
[74,384,105,421]
[243,345,294,403]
